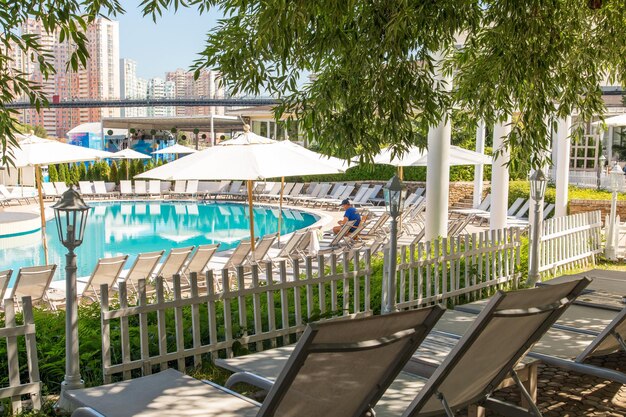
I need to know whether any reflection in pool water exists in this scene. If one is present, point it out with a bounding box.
[0,202,318,282]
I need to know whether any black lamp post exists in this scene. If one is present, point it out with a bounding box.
[53,187,90,410]
[383,175,406,314]
[527,169,547,285]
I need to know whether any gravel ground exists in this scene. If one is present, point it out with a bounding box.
[459,351,626,416]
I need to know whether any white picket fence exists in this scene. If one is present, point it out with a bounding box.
[538,211,603,277]
[391,228,522,310]
[100,251,372,382]
[0,297,41,413]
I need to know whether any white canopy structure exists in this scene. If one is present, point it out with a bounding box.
[3,134,113,262]
[6,135,112,167]
[136,140,345,181]
[151,143,198,155]
[110,149,152,160]
[592,114,626,127]
[138,127,346,248]
[373,145,492,166]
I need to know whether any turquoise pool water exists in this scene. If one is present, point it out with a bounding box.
[0,202,318,281]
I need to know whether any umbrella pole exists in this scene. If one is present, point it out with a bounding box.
[35,165,49,265]
[126,160,129,180]
[398,166,404,181]
[277,176,284,246]
[247,180,256,251]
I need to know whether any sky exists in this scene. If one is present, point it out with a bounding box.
[115,4,223,80]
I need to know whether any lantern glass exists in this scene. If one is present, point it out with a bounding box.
[52,187,90,250]
[609,163,623,192]
[384,175,406,218]
[529,169,547,201]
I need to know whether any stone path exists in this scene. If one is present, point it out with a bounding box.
[460,351,626,416]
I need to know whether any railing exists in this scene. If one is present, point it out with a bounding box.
[391,228,522,310]
[538,211,603,277]
[0,297,41,413]
[100,250,372,382]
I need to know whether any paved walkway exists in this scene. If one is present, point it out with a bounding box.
[460,351,626,416]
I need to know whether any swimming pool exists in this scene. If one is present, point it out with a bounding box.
[0,201,318,281]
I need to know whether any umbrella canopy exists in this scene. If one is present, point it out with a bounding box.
[151,143,198,155]
[220,130,276,145]
[137,129,347,251]
[136,140,345,180]
[110,149,152,160]
[373,145,492,166]
[5,134,113,167]
[2,134,113,265]
[592,114,626,127]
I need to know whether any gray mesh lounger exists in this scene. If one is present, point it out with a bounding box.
[68,306,444,417]
[217,279,590,417]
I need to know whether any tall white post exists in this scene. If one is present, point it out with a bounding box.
[424,52,452,241]
[473,120,486,208]
[607,126,614,163]
[554,116,572,217]
[489,119,511,230]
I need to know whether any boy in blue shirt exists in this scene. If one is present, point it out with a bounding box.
[333,199,361,234]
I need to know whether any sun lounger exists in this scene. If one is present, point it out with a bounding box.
[67,306,444,417]
[214,180,245,199]
[170,180,187,198]
[251,233,277,264]
[259,182,282,201]
[123,251,164,292]
[54,181,69,195]
[316,185,355,208]
[78,181,96,198]
[119,180,133,197]
[319,220,356,252]
[8,265,57,309]
[93,181,116,198]
[0,269,13,307]
[353,184,381,207]
[451,194,492,217]
[42,182,59,199]
[285,183,319,203]
[0,184,30,205]
[80,256,128,302]
[156,246,195,292]
[270,229,308,262]
[157,247,195,278]
[134,180,148,197]
[182,244,220,278]
[454,298,626,385]
[223,240,253,271]
[181,180,199,198]
[148,180,161,197]
[215,279,589,417]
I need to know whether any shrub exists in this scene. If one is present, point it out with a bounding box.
[47,165,58,182]
[109,161,119,183]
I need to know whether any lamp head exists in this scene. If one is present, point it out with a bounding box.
[384,175,406,218]
[52,187,90,250]
[529,168,547,201]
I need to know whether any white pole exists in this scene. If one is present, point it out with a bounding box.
[473,120,486,208]
[210,114,215,146]
[554,116,572,217]
[608,126,614,163]
[489,118,511,230]
[424,50,452,241]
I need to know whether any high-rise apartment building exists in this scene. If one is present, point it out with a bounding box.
[165,68,225,116]
[12,17,120,138]
[146,78,175,117]
[120,58,147,117]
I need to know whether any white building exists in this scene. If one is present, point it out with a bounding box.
[147,78,175,117]
[120,58,147,117]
